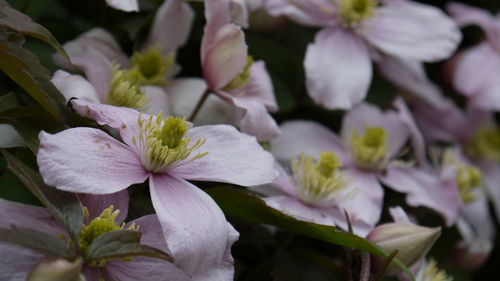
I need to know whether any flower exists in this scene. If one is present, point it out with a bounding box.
[266,0,460,109]
[37,101,277,280]
[106,0,138,12]
[0,191,196,281]
[447,2,500,111]
[200,0,280,141]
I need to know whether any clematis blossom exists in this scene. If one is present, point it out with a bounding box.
[106,0,138,12]
[0,191,198,281]
[200,0,280,141]
[37,100,277,281]
[270,102,418,234]
[447,2,500,111]
[266,0,461,109]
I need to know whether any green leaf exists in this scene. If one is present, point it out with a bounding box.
[0,149,83,243]
[0,0,69,60]
[0,33,71,123]
[86,230,173,262]
[0,92,18,112]
[207,187,415,281]
[0,226,73,257]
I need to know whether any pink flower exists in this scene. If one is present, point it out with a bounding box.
[447,2,500,111]
[106,0,138,12]
[266,0,460,109]
[200,0,280,141]
[37,101,277,280]
[0,191,196,281]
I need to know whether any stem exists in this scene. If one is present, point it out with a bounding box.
[372,250,398,281]
[188,88,211,122]
[359,252,371,281]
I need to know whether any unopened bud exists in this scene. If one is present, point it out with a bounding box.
[367,222,441,276]
[27,258,86,281]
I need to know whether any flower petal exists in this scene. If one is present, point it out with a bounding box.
[51,70,101,103]
[362,0,460,61]
[0,244,44,281]
[149,174,238,279]
[78,191,129,223]
[270,120,348,162]
[141,86,170,116]
[172,125,277,186]
[231,99,280,141]
[126,214,167,253]
[478,161,500,224]
[37,128,148,194]
[145,0,194,53]
[104,258,189,281]
[380,166,461,226]
[265,0,337,27]
[105,0,138,12]
[0,124,25,148]
[230,0,249,27]
[305,27,372,110]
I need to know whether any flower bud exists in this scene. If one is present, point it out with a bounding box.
[27,258,86,281]
[367,222,441,276]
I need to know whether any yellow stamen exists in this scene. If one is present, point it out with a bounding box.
[420,259,452,281]
[339,0,377,27]
[350,126,389,170]
[456,165,482,204]
[106,65,149,109]
[131,46,175,86]
[465,128,500,162]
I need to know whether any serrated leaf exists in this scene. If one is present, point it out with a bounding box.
[0,226,72,257]
[0,0,68,60]
[207,187,415,281]
[86,230,173,262]
[0,149,83,243]
[0,33,71,123]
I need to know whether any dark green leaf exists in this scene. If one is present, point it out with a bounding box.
[0,0,69,59]
[0,226,72,257]
[0,149,83,243]
[86,230,172,262]
[207,187,415,281]
[0,34,71,123]
[0,92,17,112]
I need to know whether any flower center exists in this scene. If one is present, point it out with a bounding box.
[79,206,138,266]
[106,66,150,109]
[420,259,452,281]
[456,165,482,204]
[292,151,348,206]
[350,126,389,170]
[131,46,175,86]
[134,114,208,173]
[338,0,377,27]
[223,56,254,92]
[465,128,500,162]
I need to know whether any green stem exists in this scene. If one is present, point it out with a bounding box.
[188,88,211,122]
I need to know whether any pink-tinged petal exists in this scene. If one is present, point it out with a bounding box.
[264,196,372,236]
[0,244,44,281]
[172,125,277,186]
[452,43,500,111]
[203,0,232,36]
[167,78,236,126]
[37,128,148,194]
[447,2,500,47]
[0,198,64,237]
[478,161,500,224]
[149,174,238,279]
[145,0,194,53]
[142,86,170,115]
[264,162,298,198]
[388,206,411,223]
[265,0,337,27]
[231,99,280,141]
[271,120,348,162]
[460,189,495,241]
[78,190,129,223]
[0,124,25,148]
[341,103,409,158]
[51,70,101,103]
[71,99,141,147]
[233,61,278,111]
[105,0,138,12]
[375,55,450,110]
[362,1,460,61]
[202,23,248,91]
[380,166,461,226]
[305,27,372,110]
[104,259,189,281]
[230,0,249,27]
[70,50,113,100]
[338,169,383,230]
[126,214,167,253]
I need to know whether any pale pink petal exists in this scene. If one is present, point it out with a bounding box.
[388,206,411,223]
[270,120,348,162]
[265,0,337,27]
[341,103,409,158]
[172,125,277,186]
[0,198,64,237]
[232,61,278,111]
[362,0,460,61]
[453,43,500,111]
[142,86,170,115]
[51,70,101,103]
[305,27,372,110]
[0,244,44,281]
[104,258,189,281]
[149,174,238,279]
[376,55,450,110]
[106,0,138,12]
[126,214,167,253]
[231,99,280,141]
[145,0,194,53]
[230,0,249,27]
[459,190,495,241]
[167,78,236,126]
[380,166,461,226]
[70,50,113,100]
[202,23,248,91]
[264,162,298,198]
[203,0,232,38]
[0,124,25,148]
[478,161,500,224]
[78,191,129,223]
[37,128,148,194]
